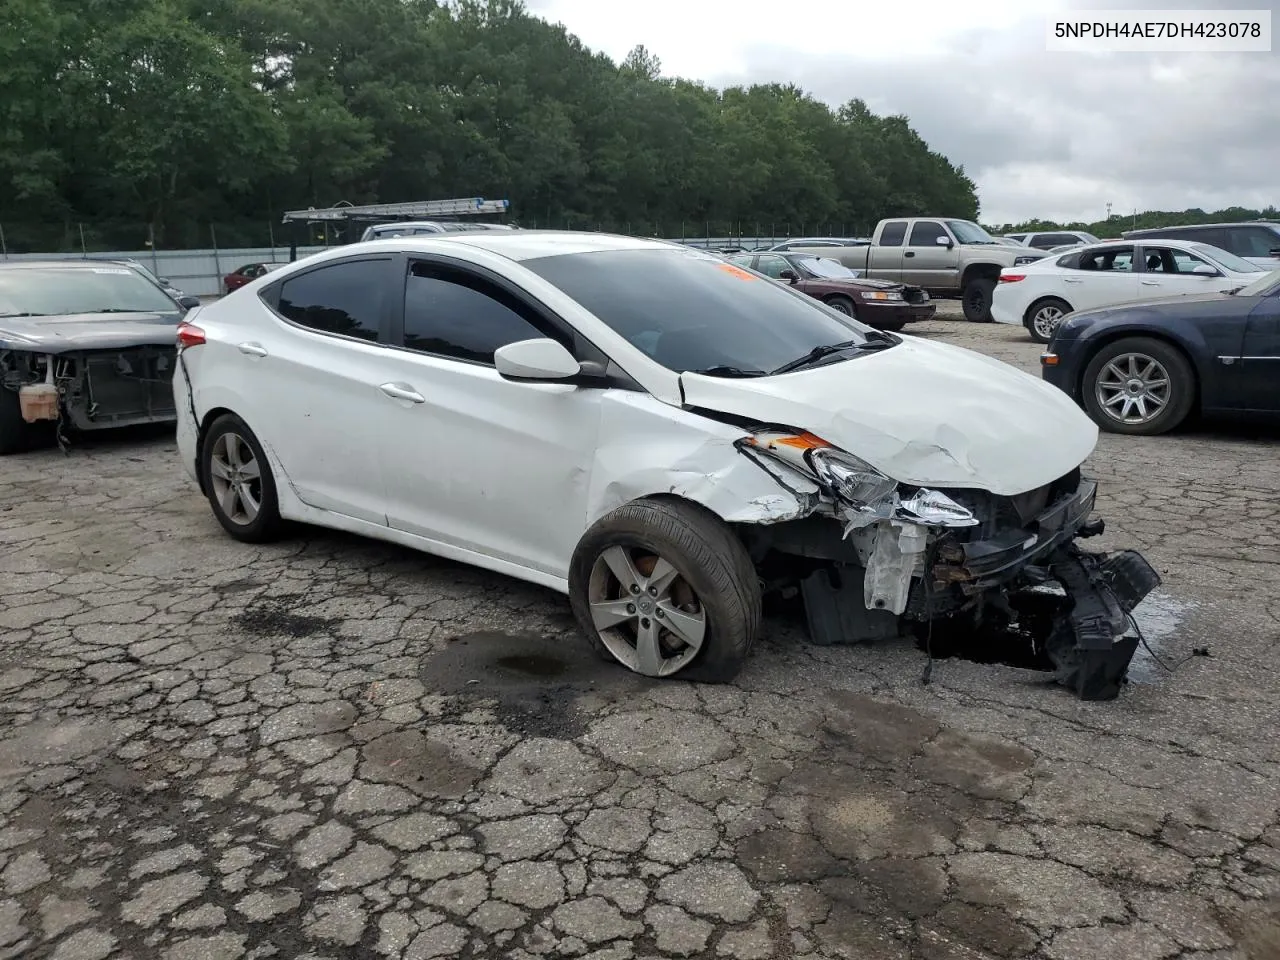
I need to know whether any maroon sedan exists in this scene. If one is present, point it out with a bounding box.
[221,262,283,295]
[727,252,935,331]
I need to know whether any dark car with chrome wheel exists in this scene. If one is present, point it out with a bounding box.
[1040,269,1280,435]
[727,252,935,331]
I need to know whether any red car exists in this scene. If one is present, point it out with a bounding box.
[222,262,282,294]
[727,252,935,331]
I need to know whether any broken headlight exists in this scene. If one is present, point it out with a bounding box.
[741,429,978,528]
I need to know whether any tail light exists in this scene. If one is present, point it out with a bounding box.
[999,274,1025,283]
[177,321,206,348]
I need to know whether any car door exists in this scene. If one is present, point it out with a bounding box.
[1239,288,1280,411]
[900,220,959,287]
[245,255,397,524]
[868,220,907,280]
[1059,244,1141,311]
[372,255,605,577]
[1135,245,1240,299]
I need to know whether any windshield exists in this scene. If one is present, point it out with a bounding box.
[946,220,998,244]
[1078,233,1101,243]
[1190,243,1265,275]
[0,266,180,317]
[796,256,859,279]
[523,247,879,375]
[1231,267,1280,297]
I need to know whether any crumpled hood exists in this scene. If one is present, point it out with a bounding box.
[823,277,901,291]
[680,336,1099,496]
[0,312,181,354]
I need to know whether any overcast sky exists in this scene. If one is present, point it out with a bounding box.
[522,0,1279,226]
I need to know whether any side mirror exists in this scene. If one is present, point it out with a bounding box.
[494,338,582,382]
[178,295,201,309]
[935,235,954,248]
[158,277,171,285]
[779,269,799,282]
[1190,264,1219,277]
[1268,248,1280,258]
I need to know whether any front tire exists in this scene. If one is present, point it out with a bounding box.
[823,294,857,318]
[1080,337,1195,436]
[961,277,996,322]
[199,413,285,542]
[1024,297,1072,344]
[568,497,761,683]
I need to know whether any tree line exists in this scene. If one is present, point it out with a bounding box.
[990,206,1280,238]
[0,0,981,252]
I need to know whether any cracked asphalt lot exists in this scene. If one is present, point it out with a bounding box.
[2,307,1279,960]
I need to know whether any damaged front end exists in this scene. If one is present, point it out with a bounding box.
[2,347,177,437]
[735,430,1160,701]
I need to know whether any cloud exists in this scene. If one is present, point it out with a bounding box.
[523,0,1280,225]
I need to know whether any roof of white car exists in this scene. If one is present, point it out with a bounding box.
[355,230,675,262]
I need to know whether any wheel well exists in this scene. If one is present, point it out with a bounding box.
[961,263,1001,288]
[193,406,236,494]
[1074,331,1201,410]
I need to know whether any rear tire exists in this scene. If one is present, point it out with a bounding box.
[199,413,286,542]
[961,277,996,322]
[1080,337,1195,436]
[1024,297,1072,344]
[568,497,761,683]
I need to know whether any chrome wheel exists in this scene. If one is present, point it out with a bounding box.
[826,298,854,316]
[1094,353,1171,425]
[209,431,262,525]
[1031,304,1064,340]
[587,545,707,677]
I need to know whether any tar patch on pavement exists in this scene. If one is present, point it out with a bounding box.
[421,630,651,739]
[232,603,340,638]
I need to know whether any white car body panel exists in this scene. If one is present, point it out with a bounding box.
[680,336,1097,497]
[992,238,1264,328]
[175,230,1101,595]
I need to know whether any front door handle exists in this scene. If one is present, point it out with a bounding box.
[1064,278,1083,283]
[238,342,268,357]
[904,251,916,258]
[379,382,425,404]
[1140,280,1160,286]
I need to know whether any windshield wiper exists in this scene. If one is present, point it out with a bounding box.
[90,308,150,313]
[770,338,878,375]
[686,365,768,378]
[0,312,47,318]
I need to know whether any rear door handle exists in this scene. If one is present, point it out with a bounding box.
[379,382,425,404]
[238,342,268,357]
[904,251,916,258]
[1140,280,1160,286]
[1064,278,1083,283]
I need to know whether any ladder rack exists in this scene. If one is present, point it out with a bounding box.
[281,197,510,223]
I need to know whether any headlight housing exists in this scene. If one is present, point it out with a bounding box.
[1014,255,1041,265]
[740,430,977,529]
[859,289,903,301]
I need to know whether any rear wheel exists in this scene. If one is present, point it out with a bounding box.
[1081,337,1195,436]
[199,413,285,541]
[568,497,761,683]
[823,294,857,318]
[961,277,997,322]
[1024,297,1072,344]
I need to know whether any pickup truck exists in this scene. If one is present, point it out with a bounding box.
[780,218,1047,322]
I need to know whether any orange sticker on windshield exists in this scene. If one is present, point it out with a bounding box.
[716,263,758,281]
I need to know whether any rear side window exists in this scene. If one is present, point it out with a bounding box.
[400,262,547,364]
[1226,226,1280,258]
[879,221,908,246]
[274,258,389,342]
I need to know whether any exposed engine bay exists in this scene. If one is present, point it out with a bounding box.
[733,432,1160,701]
[2,347,177,434]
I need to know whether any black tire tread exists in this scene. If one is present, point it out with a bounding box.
[200,412,287,542]
[962,277,996,322]
[568,496,761,683]
[824,294,856,317]
[1080,336,1196,436]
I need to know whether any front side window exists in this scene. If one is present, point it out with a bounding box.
[522,247,879,376]
[401,262,546,364]
[754,255,790,279]
[907,221,949,246]
[275,259,388,341]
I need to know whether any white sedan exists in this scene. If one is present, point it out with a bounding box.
[170,231,1158,696]
[992,238,1267,343]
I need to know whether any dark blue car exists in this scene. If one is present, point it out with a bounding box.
[1040,269,1280,435]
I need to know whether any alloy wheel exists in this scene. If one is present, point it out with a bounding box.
[1032,305,1064,340]
[587,545,707,677]
[1094,353,1171,426]
[209,431,263,525]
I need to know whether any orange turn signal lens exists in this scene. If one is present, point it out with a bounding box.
[1040,353,1059,366]
[744,431,832,451]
